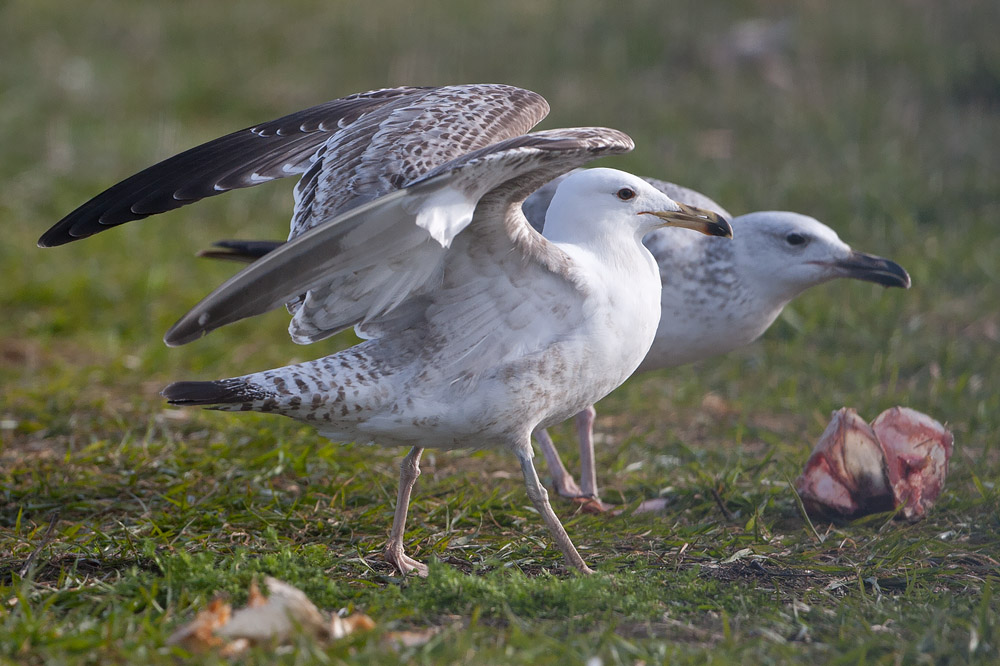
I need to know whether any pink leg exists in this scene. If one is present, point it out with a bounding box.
[576,406,599,500]
[575,406,613,512]
[382,446,429,577]
[534,427,584,498]
[514,445,595,575]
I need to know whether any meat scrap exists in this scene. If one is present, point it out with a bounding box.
[795,407,953,521]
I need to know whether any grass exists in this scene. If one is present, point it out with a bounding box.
[2,0,999,662]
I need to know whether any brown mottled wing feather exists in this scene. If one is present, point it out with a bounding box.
[38,87,428,247]
[287,84,550,238]
[280,84,549,317]
[164,127,633,346]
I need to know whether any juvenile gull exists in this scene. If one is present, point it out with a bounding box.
[38,84,732,574]
[522,176,911,508]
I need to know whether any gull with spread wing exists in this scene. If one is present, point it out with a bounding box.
[39,84,732,575]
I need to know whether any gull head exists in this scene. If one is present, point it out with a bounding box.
[542,168,732,245]
[734,211,911,301]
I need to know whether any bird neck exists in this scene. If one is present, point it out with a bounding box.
[548,227,661,317]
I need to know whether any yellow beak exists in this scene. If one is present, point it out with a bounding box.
[641,203,733,238]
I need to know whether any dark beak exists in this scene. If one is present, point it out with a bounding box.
[832,251,912,289]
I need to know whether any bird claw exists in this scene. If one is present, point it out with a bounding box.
[551,473,611,513]
[571,496,613,514]
[382,544,429,578]
[552,475,585,499]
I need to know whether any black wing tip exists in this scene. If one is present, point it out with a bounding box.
[162,378,258,406]
[163,325,204,348]
[39,209,142,247]
[37,225,77,248]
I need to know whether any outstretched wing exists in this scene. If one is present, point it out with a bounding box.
[164,127,634,347]
[38,87,425,246]
[39,84,550,247]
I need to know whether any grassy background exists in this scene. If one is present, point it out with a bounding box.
[2,0,999,663]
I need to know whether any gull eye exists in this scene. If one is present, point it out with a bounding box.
[615,187,636,201]
[785,232,808,246]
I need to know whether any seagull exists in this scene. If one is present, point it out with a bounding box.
[521,175,912,508]
[38,84,732,575]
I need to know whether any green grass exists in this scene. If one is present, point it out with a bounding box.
[2,0,999,663]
